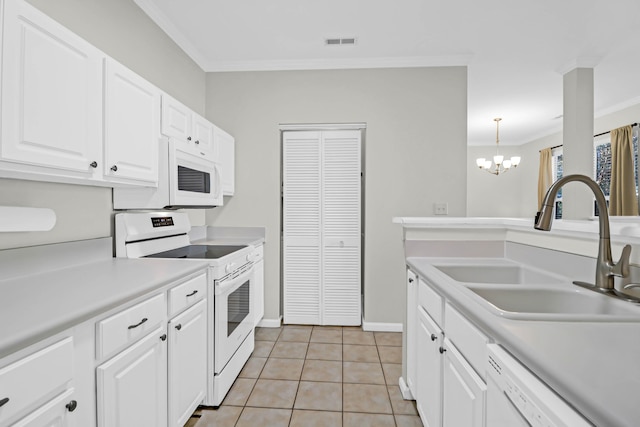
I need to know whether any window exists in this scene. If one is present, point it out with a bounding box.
[593,131,638,216]
[552,148,563,218]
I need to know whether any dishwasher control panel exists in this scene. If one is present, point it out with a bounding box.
[486,344,593,427]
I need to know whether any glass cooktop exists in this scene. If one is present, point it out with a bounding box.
[145,245,247,259]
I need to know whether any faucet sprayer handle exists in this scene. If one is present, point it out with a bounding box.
[612,244,632,278]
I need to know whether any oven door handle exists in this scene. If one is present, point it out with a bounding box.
[215,266,253,296]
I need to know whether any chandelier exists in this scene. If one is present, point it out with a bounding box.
[476,118,521,175]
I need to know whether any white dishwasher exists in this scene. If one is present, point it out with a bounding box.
[486,344,593,427]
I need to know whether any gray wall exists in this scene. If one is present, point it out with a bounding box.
[204,67,468,324]
[1,0,206,250]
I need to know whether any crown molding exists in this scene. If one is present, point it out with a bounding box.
[201,54,473,72]
[555,56,602,75]
[133,0,209,68]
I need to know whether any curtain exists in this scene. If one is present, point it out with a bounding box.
[610,125,638,216]
[537,148,553,210]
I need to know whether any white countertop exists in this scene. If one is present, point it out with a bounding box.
[0,239,209,359]
[407,256,640,427]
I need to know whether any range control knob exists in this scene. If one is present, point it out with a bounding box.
[225,263,235,274]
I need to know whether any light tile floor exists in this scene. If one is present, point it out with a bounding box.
[186,325,422,427]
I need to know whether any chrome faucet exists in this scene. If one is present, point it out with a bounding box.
[535,174,635,300]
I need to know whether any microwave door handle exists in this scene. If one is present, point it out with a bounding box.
[214,164,222,199]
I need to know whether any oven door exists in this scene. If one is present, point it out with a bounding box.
[214,264,254,372]
[168,139,222,207]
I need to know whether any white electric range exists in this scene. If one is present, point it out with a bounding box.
[115,211,257,406]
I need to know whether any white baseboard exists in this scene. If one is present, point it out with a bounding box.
[361,321,403,332]
[399,376,415,400]
[257,316,282,328]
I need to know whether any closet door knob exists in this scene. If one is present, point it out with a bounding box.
[175,324,182,331]
[90,161,98,168]
[430,334,437,341]
[110,165,118,172]
[194,140,200,145]
[187,136,192,141]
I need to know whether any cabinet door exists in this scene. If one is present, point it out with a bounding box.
[1,0,102,176]
[191,113,215,153]
[96,327,167,427]
[103,58,159,185]
[213,126,235,196]
[416,306,442,427]
[167,300,207,427]
[253,259,264,327]
[406,269,418,398]
[442,338,486,427]
[160,94,191,141]
[12,388,76,427]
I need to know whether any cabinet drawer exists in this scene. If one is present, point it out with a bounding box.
[168,273,207,317]
[444,302,489,380]
[418,277,443,326]
[0,337,73,425]
[97,293,165,360]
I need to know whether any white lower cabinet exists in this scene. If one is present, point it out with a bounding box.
[408,272,487,427]
[442,338,486,427]
[416,306,442,427]
[167,300,207,427]
[0,336,76,427]
[11,388,77,427]
[96,326,168,427]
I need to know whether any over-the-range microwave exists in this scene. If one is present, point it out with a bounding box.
[113,137,223,209]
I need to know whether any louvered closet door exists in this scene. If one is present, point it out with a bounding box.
[283,129,361,326]
[322,131,361,325]
[283,131,323,324]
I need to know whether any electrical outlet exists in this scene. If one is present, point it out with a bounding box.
[434,202,448,215]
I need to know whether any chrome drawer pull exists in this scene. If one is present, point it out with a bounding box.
[186,290,198,297]
[127,317,148,329]
[0,397,9,407]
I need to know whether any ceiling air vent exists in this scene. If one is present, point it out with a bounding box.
[325,37,357,46]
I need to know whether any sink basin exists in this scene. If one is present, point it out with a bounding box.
[466,285,640,321]
[434,264,564,285]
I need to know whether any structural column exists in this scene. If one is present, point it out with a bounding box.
[562,67,595,219]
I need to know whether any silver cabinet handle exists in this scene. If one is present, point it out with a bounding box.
[90,161,98,168]
[624,283,640,290]
[110,165,118,172]
[127,317,148,329]
[186,290,198,297]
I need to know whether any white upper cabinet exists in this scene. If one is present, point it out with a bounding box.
[103,58,160,186]
[0,0,103,178]
[161,93,214,153]
[213,125,235,196]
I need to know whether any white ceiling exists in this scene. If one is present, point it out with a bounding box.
[134,0,640,146]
